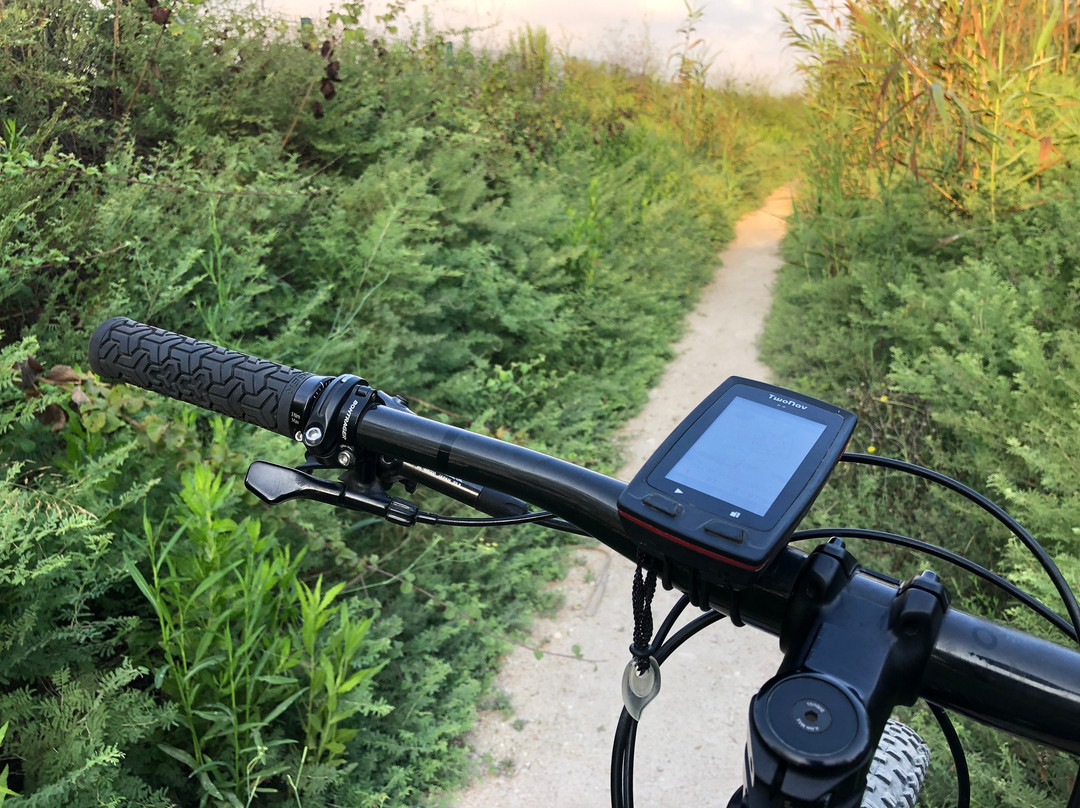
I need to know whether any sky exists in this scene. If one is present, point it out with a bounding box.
[262,0,806,93]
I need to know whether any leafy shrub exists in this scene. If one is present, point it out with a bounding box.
[0,662,177,808]
[0,0,803,802]
[764,135,1080,808]
[764,4,1080,803]
[127,465,389,805]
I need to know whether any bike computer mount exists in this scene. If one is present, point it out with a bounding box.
[617,377,857,588]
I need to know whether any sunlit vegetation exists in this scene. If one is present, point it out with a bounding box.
[0,0,803,803]
[765,2,1080,804]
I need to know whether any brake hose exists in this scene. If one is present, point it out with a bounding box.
[793,527,1077,642]
[841,453,1080,644]
[611,598,724,808]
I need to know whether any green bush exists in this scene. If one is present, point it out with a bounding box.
[127,464,389,805]
[766,187,1080,806]
[0,0,804,803]
[764,3,1080,802]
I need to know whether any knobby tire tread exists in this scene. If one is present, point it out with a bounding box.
[861,719,931,808]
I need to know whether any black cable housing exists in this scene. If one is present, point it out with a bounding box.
[840,453,1080,645]
[611,603,725,808]
[792,527,1077,642]
[927,702,970,808]
[415,509,558,527]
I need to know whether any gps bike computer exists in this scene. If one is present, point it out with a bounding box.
[617,377,857,587]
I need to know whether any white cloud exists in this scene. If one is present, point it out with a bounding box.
[264,0,804,90]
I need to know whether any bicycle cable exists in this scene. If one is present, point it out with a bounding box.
[611,597,724,808]
[415,509,566,528]
[926,702,970,808]
[846,455,1080,803]
[792,527,1077,642]
[841,453,1080,644]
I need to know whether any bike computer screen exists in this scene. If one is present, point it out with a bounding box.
[617,377,857,586]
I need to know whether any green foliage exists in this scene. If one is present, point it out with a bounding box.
[294,578,387,774]
[765,4,1080,804]
[0,662,177,808]
[769,199,1080,804]
[128,465,389,805]
[0,349,154,682]
[784,0,1080,215]
[766,4,1080,796]
[0,0,804,802]
[0,724,15,805]
[902,704,1077,808]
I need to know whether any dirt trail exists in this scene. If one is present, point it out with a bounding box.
[452,185,795,807]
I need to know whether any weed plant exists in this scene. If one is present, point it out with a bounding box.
[766,1,1080,804]
[0,0,803,804]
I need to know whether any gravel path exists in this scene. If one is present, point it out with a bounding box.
[452,185,795,807]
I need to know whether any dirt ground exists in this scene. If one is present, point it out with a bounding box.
[451,186,795,807]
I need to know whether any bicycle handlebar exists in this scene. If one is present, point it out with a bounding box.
[356,404,1080,756]
[88,318,1080,759]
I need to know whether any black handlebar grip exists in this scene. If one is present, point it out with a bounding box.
[89,317,318,438]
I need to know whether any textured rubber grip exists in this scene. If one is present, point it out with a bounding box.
[89,317,314,437]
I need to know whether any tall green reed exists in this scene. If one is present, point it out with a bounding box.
[785,0,1080,214]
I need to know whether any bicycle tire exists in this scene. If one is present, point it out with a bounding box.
[861,719,931,808]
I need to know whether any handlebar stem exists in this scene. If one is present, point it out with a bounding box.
[738,540,950,808]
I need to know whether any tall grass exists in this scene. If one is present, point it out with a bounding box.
[785,0,1080,215]
[768,2,1080,804]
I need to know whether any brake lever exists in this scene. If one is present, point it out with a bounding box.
[245,461,420,526]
